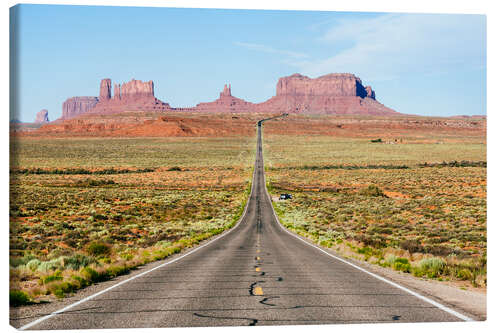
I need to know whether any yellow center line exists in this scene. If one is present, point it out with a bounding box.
[253,286,264,295]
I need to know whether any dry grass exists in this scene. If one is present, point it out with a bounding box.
[9,136,255,304]
[265,133,486,288]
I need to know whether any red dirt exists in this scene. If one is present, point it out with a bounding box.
[13,112,486,140]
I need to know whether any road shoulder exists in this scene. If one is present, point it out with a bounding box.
[279,228,486,321]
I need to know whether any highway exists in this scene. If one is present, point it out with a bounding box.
[19,117,470,329]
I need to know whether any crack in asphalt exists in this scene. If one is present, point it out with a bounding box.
[259,296,280,307]
[193,312,258,326]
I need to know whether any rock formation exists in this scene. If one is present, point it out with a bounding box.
[58,73,397,120]
[113,84,121,100]
[254,73,397,115]
[194,83,254,113]
[221,84,231,97]
[120,79,154,99]
[99,78,112,101]
[62,96,99,119]
[35,109,49,123]
[88,78,170,114]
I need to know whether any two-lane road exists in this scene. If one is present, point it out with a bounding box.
[18,118,471,329]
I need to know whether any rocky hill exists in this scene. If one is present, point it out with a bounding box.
[194,84,254,113]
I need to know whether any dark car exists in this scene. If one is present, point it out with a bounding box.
[279,193,292,200]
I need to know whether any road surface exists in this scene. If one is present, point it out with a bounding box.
[19,117,471,329]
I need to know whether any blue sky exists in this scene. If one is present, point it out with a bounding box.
[10,4,486,122]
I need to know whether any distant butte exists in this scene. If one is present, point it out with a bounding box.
[253,73,396,115]
[194,84,254,113]
[62,97,99,119]
[34,109,49,123]
[57,73,399,120]
[88,78,170,114]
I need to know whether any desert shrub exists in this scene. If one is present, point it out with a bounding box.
[80,267,100,282]
[10,254,37,267]
[46,281,77,298]
[355,234,386,248]
[425,245,453,256]
[105,264,130,278]
[37,258,63,272]
[400,239,424,253]
[13,167,156,175]
[416,257,446,278]
[63,254,95,270]
[385,254,397,267]
[42,271,63,284]
[71,275,89,288]
[86,241,112,257]
[393,258,411,272]
[168,166,182,171]
[76,179,116,187]
[10,290,31,306]
[456,268,474,280]
[359,185,387,197]
[26,259,41,271]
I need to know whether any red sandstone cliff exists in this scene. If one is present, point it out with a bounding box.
[58,73,397,121]
[254,73,397,115]
[62,97,99,119]
[88,78,171,114]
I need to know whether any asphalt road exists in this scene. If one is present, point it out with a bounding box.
[20,117,470,329]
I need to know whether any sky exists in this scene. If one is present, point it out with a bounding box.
[10,4,486,122]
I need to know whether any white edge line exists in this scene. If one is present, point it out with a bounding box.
[259,124,474,323]
[20,158,259,330]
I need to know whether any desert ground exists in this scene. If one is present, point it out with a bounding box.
[10,112,486,307]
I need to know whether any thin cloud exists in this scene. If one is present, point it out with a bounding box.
[298,13,486,82]
[234,41,308,59]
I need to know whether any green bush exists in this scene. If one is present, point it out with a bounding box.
[80,267,99,282]
[10,290,31,306]
[105,265,130,278]
[359,185,387,197]
[26,259,41,271]
[457,268,474,280]
[63,254,95,270]
[42,271,63,284]
[416,257,446,278]
[86,241,112,257]
[393,258,411,272]
[71,275,89,288]
[47,281,77,298]
[385,254,397,266]
[37,258,63,272]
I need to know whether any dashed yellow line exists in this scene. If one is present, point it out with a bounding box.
[253,286,264,295]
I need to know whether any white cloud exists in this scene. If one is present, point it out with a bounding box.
[298,13,486,82]
[234,41,308,59]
